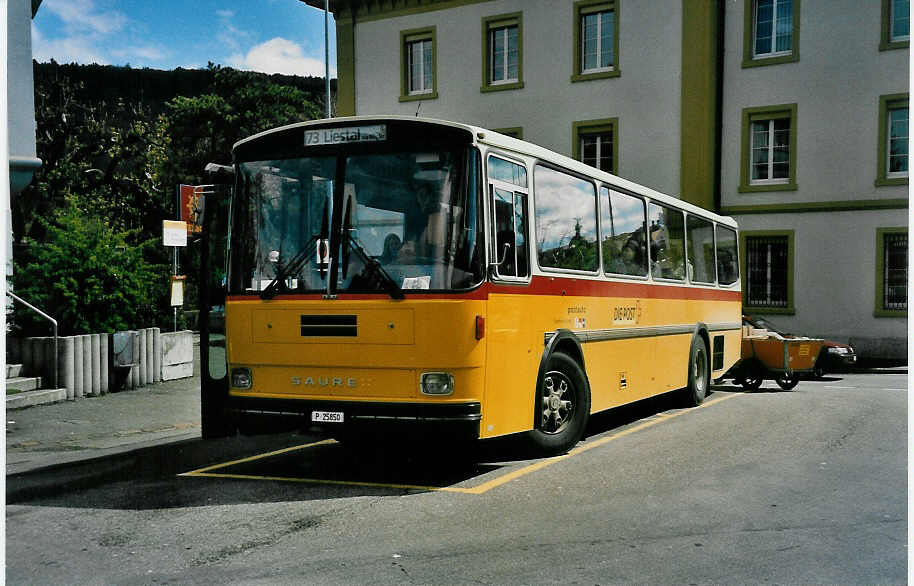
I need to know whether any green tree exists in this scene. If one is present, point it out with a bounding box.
[151,64,322,190]
[11,204,167,336]
[16,71,169,243]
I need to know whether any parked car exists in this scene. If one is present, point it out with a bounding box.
[742,315,856,378]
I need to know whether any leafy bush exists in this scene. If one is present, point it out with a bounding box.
[11,204,167,336]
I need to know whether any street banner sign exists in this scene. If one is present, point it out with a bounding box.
[169,275,185,306]
[179,184,205,234]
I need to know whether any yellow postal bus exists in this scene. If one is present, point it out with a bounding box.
[198,116,741,455]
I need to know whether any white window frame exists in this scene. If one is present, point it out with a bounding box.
[489,25,518,85]
[886,104,909,178]
[753,0,793,59]
[580,9,614,74]
[750,118,790,185]
[487,153,531,282]
[580,132,613,173]
[407,38,433,96]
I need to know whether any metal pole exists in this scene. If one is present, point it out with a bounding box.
[7,292,58,389]
[173,246,178,331]
[325,0,331,118]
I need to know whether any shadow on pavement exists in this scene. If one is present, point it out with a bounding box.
[9,389,733,510]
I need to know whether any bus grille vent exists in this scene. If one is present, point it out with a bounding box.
[300,315,357,337]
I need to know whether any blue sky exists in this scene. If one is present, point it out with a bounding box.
[32,0,337,77]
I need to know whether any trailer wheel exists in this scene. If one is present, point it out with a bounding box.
[775,372,799,390]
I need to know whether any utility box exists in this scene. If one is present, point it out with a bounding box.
[111,330,137,390]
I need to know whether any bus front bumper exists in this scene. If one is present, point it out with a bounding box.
[227,396,482,440]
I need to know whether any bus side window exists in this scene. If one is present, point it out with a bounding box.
[647,202,686,281]
[716,225,739,285]
[493,187,529,278]
[601,187,648,277]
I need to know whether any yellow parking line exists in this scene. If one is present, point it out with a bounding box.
[179,438,337,476]
[179,393,742,494]
[184,471,479,493]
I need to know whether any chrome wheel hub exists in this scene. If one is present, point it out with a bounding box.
[541,371,574,435]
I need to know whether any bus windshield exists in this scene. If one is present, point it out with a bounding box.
[230,147,483,295]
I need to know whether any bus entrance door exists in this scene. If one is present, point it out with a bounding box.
[198,181,233,438]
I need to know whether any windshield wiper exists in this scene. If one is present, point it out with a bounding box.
[340,193,403,299]
[344,234,405,300]
[259,235,320,300]
[260,196,331,300]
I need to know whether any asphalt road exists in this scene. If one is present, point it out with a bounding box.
[6,373,907,585]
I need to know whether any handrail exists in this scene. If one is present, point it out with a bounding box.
[6,292,58,390]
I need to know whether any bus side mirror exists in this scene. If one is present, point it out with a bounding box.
[205,162,234,177]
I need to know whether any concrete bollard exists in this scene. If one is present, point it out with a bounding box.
[131,331,140,390]
[81,335,92,396]
[99,334,109,394]
[21,337,33,377]
[8,336,21,365]
[90,334,101,396]
[73,335,84,398]
[30,338,44,382]
[33,337,46,381]
[145,328,155,384]
[138,329,147,387]
[59,336,76,400]
[42,337,55,385]
[153,328,162,383]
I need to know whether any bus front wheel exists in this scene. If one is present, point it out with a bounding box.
[528,352,591,456]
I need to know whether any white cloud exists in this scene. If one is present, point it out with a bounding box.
[33,0,169,67]
[229,37,333,78]
[32,23,109,64]
[43,0,126,36]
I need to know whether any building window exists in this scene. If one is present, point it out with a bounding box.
[572,118,618,174]
[491,26,518,83]
[882,0,910,50]
[743,232,793,313]
[572,1,620,82]
[739,104,797,192]
[875,228,908,316]
[887,106,909,176]
[481,13,524,93]
[751,118,789,183]
[400,27,437,102]
[877,94,909,186]
[742,0,800,67]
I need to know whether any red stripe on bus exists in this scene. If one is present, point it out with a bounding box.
[226,277,741,303]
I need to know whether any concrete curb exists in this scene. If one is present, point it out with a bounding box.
[6,388,68,410]
[6,432,200,503]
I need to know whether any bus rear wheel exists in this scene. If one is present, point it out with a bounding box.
[682,336,710,407]
[528,351,590,456]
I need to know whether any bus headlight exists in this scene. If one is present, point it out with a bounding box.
[231,367,252,389]
[420,372,454,396]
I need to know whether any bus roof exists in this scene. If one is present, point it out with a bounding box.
[233,115,738,229]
